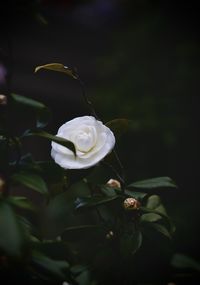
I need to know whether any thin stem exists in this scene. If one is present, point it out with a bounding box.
[102,160,125,192]
[77,77,100,120]
[76,73,126,189]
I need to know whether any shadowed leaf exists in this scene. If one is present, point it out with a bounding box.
[128,177,177,190]
[12,172,48,195]
[35,63,77,79]
[23,129,76,156]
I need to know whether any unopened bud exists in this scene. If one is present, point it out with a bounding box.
[106,230,114,239]
[0,177,6,193]
[106,179,121,189]
[123,198,141,210]
[0,94,7,105]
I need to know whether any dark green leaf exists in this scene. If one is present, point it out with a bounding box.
[100,185,118,197]
[140,213,162,223]
[32,250,69,280]
[125,190,147,200]
[128,177,177,190]
[11,93,51,128]
[146,195,167,216]
[35,63,78,79]
[8,196,36,211]
[11,172,48,195]
[11,93,45,109]
[23,129,76,156]
[61,225,100,241]
[149,223,172,239]
[106,119,130,139]
[171,253,200,271]
[75,196,118,210]
[0,201,25,256]
[120,231,142,258]
[37,107,51,128]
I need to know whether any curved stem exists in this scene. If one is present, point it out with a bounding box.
[77,77,100,120]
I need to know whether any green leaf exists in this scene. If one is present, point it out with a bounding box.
[128,177,177,190]
[23,129,76,156]
[125,190,147,200]
[106,119,130,139]
[11,93,51,128]
[61,225,100,241]
[35,63,78,79]
[8,196,36,211]
[149,223,172,239]
[146,195,167,216]
[75,196,118,210]
[171,253,200,272]
[0,201,25,256]
[140,213,162,223]
[11,172,48,195]
[100,185,118,197]
[31,250,69,280]
[37,107,51,128]
[120,231,142,258]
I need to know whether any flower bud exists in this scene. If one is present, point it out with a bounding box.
[0,176,6,193]
[106,179,121,189]
[106,230,114,239]
[123,198,141,210]
[0,94,7,105]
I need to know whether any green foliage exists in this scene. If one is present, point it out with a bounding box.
[23,129,76,156]
[11,93,51,128]
[0,201,27,257]
[0,61,177,284]
[128,176,177,190]
[11,171,48,195]
[171,253,200,272]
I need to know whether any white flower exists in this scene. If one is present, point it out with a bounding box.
[51,116,115,169]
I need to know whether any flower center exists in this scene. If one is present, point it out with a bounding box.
[73,126,97,153]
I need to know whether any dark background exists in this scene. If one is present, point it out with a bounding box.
[1,0,200,281]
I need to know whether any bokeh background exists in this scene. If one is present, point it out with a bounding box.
[1,0,200,282]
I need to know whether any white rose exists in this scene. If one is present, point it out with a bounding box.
[51,116,115,169]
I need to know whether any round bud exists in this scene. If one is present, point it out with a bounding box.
[123,198,141,210]
[0,94,7,105]
[106,179,121,189]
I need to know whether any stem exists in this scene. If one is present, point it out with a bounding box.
[77,77,100,120]
[75,73,126,190]
[102,160,125,192]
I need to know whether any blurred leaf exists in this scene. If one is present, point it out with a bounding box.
[11,93,50,128]
[140,213,162,223]
[106,119,130,139]
[128,177,177,190]
[171,253,200,271]
[0,201,25,256]
[149,223,172,239]
[146,195,167,216]
[8,196,36,211]
[12,171,48,195]
[75,269,91,285]
[71,264,89,276]
[120,230,142,258]
[23,129,76,156]
[125,190,147,200]
[35,63,77,79]
[37,107,51,128]
[37,161,64,184]
[75,196,118,210]
[61,225,101,241]
[31,250,69,280]
[100,185,118,197]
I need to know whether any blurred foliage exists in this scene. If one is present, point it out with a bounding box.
[1,0,200,284]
